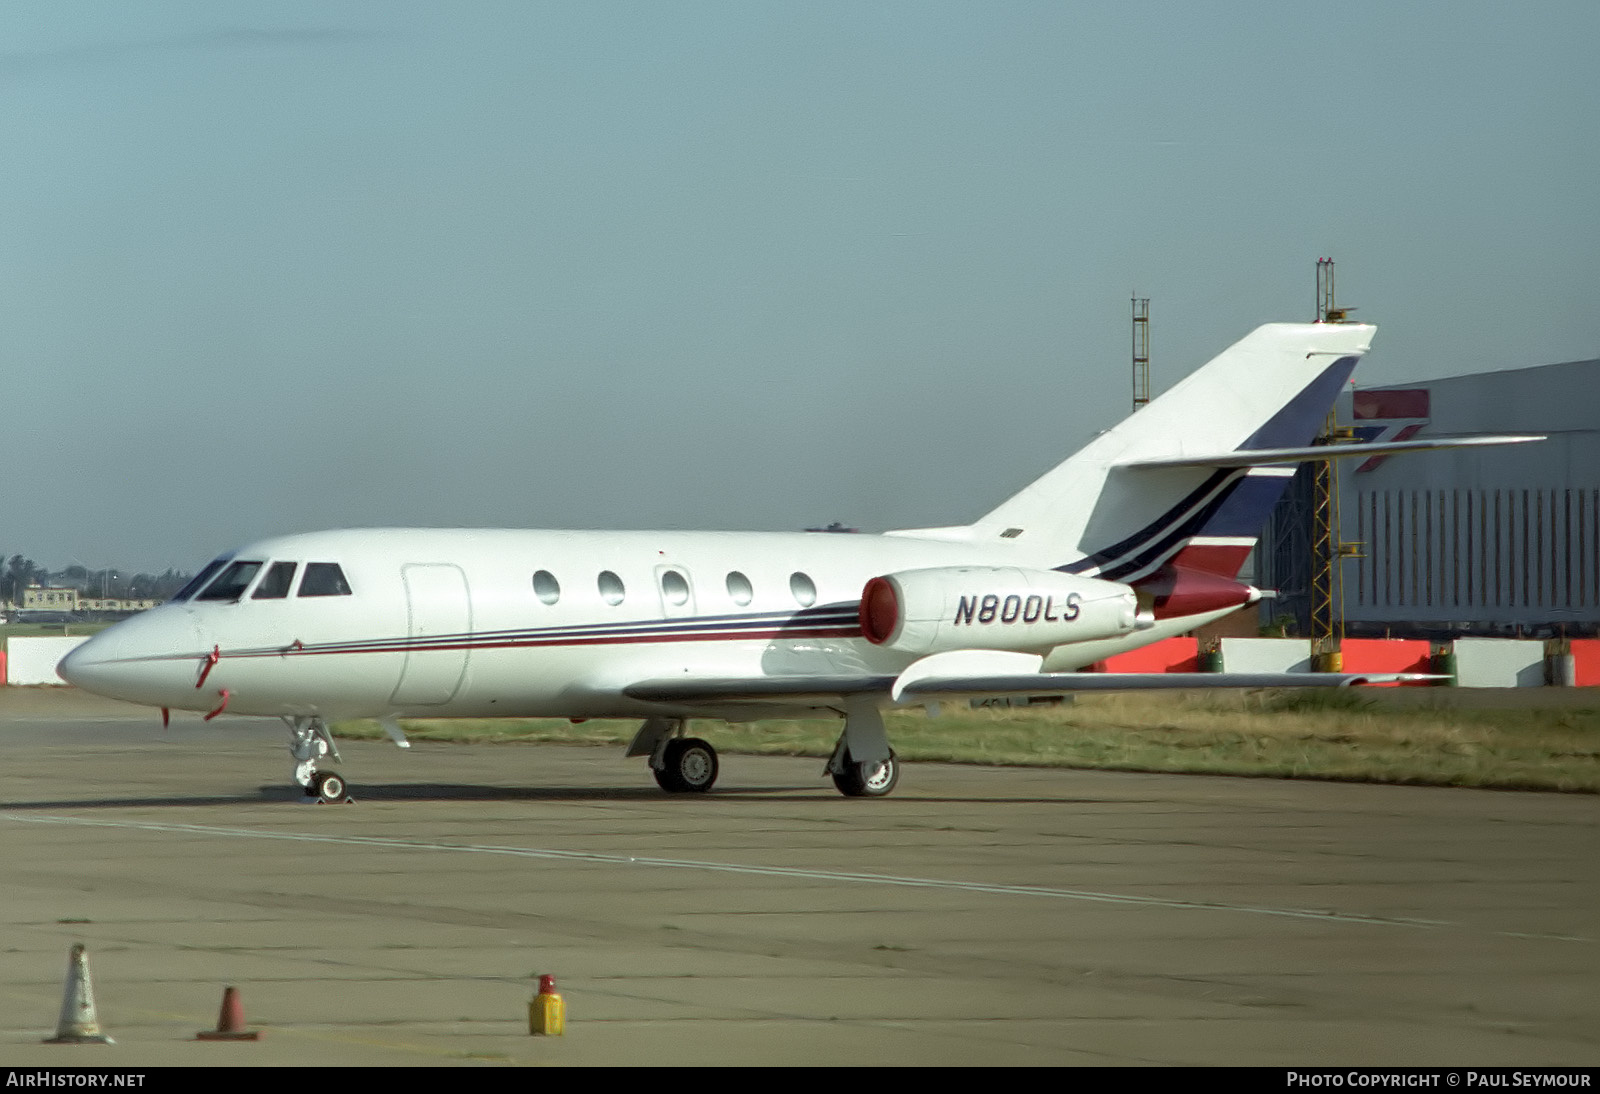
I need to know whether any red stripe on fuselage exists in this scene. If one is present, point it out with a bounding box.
[161,624,866,665]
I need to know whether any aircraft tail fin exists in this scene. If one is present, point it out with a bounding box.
[963,321,1377,585]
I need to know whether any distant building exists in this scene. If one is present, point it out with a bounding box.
[79,598,161,613]
[1260,355,1600,637]
[23,586,79,612]
[13,586,159,616]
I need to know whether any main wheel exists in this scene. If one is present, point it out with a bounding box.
[312,771,347,804]
[655,737,719,793]
[831,749,899,798]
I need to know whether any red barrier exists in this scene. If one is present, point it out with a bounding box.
[1569,639,1600,687]
[1099,637,1199,674]
[0,648,7,686]
[1338,638,1433,686]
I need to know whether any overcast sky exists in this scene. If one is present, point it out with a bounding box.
[3,1,1597,573]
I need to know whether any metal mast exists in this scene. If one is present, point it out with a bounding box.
[1131,295,1150,411]
[1310,258,1360,668]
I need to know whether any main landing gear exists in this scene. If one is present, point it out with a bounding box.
[824,700,899,797]
[828,746,900,797]
[656,737,720,793]
[626,705,903,798]
[286,716,352,804]
[628,718,720,793]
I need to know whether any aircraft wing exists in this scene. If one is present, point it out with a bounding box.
[623,675,897,704]
[623,668,1434,706]
[895,671,1436,698]
[1118,433,1543,470]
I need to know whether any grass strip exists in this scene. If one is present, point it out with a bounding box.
[333,690,1600,793]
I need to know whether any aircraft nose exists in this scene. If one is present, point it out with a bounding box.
[56,639,89,686]
[56,633,119,689]
[57,608,206,706]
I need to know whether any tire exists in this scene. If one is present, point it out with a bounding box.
[657,737,718,793]
[831,749,899,798]
[313,771,346,804]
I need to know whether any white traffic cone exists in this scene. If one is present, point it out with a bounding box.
[44,944,113,1044]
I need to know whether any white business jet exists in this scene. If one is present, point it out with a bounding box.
[58,322,1537,801]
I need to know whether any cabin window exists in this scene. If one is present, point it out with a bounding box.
[252,562,298,600]
[533,570,561,605]
[660,570,690,606]
[171,556,232,602]
[195,560,264,602]
[789,571,817,607]
[726,571,753,606]
[298,562,353,597]
[598,570,625,606]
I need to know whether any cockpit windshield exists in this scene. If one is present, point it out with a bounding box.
[251,561,298,600]
[194,560,264,602]
[170,555,234,602]
[298,562,352,597]
[172,556,351,604]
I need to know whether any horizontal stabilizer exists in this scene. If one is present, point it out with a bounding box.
[1119,434,1543,470]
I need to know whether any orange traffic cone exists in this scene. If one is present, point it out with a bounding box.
[196,986,262,1041]
[44,944,113,1044]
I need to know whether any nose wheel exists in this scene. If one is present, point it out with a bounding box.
[287,717,353,803]
[309,770,350,804]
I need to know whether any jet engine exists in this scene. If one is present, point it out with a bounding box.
[859,566,1143,657]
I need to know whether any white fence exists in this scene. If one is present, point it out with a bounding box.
[1451,638,1546,688]
[1219,638,1312,674]
[6,636,91,686]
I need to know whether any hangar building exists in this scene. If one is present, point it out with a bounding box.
[1258,354,1600,638]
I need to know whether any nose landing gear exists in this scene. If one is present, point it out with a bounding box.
[309,770,348,804]
[286,716,353,804]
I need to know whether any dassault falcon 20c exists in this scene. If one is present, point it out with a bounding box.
[59,322,1538,801]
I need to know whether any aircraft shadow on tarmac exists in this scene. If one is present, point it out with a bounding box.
[0,784,1109,808]
[0,784,713,809]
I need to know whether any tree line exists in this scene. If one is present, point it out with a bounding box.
[1,555,193,605]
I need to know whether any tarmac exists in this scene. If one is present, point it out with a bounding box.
[0,689,1596,1067]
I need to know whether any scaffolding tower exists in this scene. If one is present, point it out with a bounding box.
[1131,295,1150,411]
[1309,258,1362,666]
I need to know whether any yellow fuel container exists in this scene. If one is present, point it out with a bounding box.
[530,974,565,1036]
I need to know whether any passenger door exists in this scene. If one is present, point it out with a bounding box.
[390,563,472,706]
